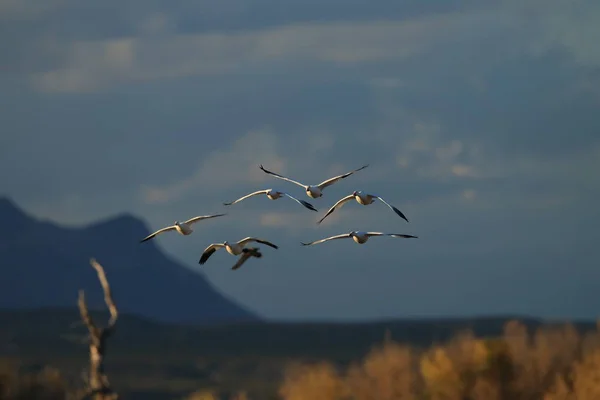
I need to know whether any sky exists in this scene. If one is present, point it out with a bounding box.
[1,0,599,321]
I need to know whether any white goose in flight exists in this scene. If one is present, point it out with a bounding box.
[301,231,418,246]
[139,213,226,243]
[259,164,369,199]
[224,189,317,212]
[199,237,279,265]
[318,191,409,224]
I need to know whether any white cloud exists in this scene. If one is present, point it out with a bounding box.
[29,10,508,93]
[462,189,477,201]
[0,0,64,18]
[435,140,464,162]
[451,164,480,178]
[501,0,600,67]
[139,129,287,205]
[393,120,483,181]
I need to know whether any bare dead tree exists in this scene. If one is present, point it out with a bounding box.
[77,258,119,400]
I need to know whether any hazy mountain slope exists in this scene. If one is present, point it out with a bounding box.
[0,197,258,324]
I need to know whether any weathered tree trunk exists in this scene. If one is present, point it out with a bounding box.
[78,258,119,400]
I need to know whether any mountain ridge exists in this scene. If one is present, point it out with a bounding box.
[0,196,259,324]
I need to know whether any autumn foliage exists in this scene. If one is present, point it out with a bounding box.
[279,320,600,400]
[5,319,600,399]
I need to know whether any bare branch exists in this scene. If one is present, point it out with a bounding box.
[77,258,119,400]
[90,258,118,329]
[78,290,97,335]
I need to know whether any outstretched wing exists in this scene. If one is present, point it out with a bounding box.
[372,195,409,223]
[140,226,176,243]
[223,190,268,206]
[316,164,369,190]
[301,233,352,246]
[365,232,418,239]
[259,165,306,189]
[185,213,227,225]
[281,192,318,212]
[198,243,225,265]
[232,247,263,270]
[238,237,279,249]
[317,194,354,224]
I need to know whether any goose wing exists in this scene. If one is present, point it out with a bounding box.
[232,247,262,270]
[316,164,369,190]
[185,213,227,225]
[223,190,269,206]
[139,226,176,243]
[237,237,279,249]
[372,195,409,223]
[301,233,352,246]
[317,194,354,224]
[280,192,318,212]
[259,165,307,189]
[198,243,226,265]
[365,232,418,239]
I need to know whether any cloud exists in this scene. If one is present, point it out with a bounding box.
[28,9,511,93]
[139,129,287,205]
[3,0,600,320]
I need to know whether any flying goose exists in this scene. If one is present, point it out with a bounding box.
[230,247,262,270]
[318,191,409,224]
[199,237,279,265]
[139,213,227,243]
[259,164,369,199]
[301,231,418,246]
[224,189,317,212]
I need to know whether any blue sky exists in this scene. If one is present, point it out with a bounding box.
[1,0,599,321]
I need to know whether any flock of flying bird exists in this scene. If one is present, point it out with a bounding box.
[139,164,419,270]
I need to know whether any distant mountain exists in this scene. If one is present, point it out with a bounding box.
[0,197,258,324]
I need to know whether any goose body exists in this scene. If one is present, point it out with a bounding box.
[224,189,317,211]
[199,237,279,265]
[140,213,227,243]
[318,191,409,224]
[259,164,369,199]
[301,231,418,246]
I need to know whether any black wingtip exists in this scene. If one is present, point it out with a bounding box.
[223,202,231,206]
[301,201,318,212]
[198,254,209,265]
[392,206,409,223]
[300,242,310,246]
